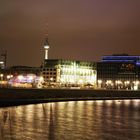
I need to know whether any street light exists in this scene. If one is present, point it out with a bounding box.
[133,81,139,90]
[115,80,123,89]
[124,81,130,90]
[106,80,114,89]
[98,80,102,88]
[0,74,3,78]
[7,75,11,79]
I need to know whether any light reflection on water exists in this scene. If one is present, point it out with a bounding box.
[0,100,140,140]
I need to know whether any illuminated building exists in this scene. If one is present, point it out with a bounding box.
[8,74,44,88]
[97,55,140,90]
[0,66,41,85]
[42,59,96,86]
[41,38,96,87]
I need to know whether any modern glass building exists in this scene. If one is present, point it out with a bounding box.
[42,59,96,87]
[97,55,140,90]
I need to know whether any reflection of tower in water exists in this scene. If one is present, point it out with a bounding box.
[48,103,55,140]
[0,109,12,140]
[0,110,7,139]
[41,103,55,140]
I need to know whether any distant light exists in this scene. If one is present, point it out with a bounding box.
[98,80,102,84]
[124,81,130,85]
[18,75,24,80]
[0,74,4,77]
[0,61,4,64]
[39,76,44,82]
[79,79,83,84]
[70,79,74,83]
[44,46,49,49]
[50,77,53,81]
[115,80,122,84]
[106,80,112,84]
[7,75,11,79]
[134,85,138,90]
[133,81,139,85]
[28,76,33,80]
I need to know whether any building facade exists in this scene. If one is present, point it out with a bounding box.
[97,55,140,90]
[6,66,41,76]
[41,59,96,87]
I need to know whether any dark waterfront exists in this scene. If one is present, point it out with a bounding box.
[0,100,140,140]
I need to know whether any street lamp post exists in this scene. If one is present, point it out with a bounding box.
[98,80,102,89]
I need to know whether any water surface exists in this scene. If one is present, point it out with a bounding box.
[0,100,140,140]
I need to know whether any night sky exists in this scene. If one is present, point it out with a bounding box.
[0,0,140,67]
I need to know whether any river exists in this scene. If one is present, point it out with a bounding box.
[0,99,140,140]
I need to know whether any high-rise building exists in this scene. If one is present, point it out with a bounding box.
[0,51,7,69]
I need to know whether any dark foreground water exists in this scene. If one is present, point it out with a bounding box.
[0,100,140,140]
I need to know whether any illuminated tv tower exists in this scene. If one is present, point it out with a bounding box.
[44,22,49,60]
[44,38,49,60]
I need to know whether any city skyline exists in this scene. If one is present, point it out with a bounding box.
[0,0,140,67]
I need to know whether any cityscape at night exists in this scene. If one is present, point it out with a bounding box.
[0,1,140,140]
[1,41,140,90]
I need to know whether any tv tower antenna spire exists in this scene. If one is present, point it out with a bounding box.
[44,22,50,60]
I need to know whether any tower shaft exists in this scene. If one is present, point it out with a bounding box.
[45,48,49,59]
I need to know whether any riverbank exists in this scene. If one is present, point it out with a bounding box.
[0,88,140,107]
